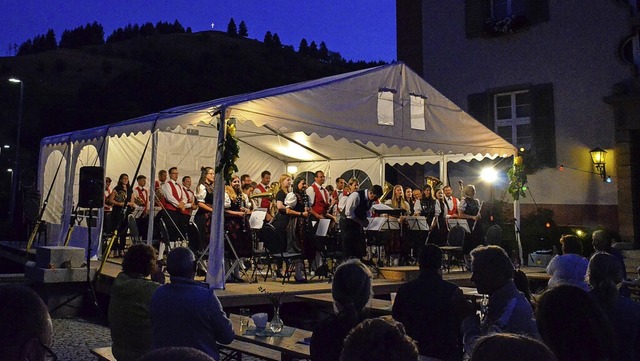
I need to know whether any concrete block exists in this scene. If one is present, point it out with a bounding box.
[25,262,95,283]
[35,246,86,269]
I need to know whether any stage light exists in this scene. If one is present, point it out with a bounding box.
[545,222,551,228]
[606,176,612,183]
[575,229,585,237]
[558,165,564,171]
[480,167,498,183]
[287,165,298,174]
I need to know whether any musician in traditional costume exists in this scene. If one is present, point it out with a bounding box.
[405,187,416,215]
[415,185,436,224]
[108,173,133,257]
[182,176,196,216]
[224,174,252,283]
[458,184,483,253]
[240,174,252,186]
[194,167,214,254]
[133,175,150,242]
[154,169,167,207]
[429,187,448,246]
[442,185,459,218]
[160,167,190,247]
[384,185,410,258]
[104,176,113,234]
[253,170,272,209]
[337,178,359,217]
[306,171,334,267]
[340,185,383,259]
[242,184,257,211]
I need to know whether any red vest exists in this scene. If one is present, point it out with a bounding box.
[135,186,148,212]
[256,183,271,208]
[445,196,459,216]
[311,183,330,216]
[163,181,190,215]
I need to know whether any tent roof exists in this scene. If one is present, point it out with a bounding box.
[41,62,515,163]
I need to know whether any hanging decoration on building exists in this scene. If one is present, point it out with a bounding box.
[215,118,239,184]
[507,153,528,201]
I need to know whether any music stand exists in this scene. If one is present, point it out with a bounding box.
[405,216,429,231]
[447,218,471,233]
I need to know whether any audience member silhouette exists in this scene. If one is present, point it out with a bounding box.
[456,245,539,357]
[0,284,55,361]
[311,259,372,361]
[469,333,557,361]
[340,317,418,361]
[536,284,616,361]
[392,244,463,360]
[513,269,534,306]
[588,252,640,361]
[592,229,627,280]
[109,243,162,361]
[546,234,589,291]
[150,247,234,360]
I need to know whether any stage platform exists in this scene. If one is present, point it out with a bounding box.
[0,241,550,308]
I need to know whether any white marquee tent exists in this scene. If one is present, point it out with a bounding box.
[38,62,515,288]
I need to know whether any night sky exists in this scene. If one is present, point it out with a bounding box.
[0,0,397,62]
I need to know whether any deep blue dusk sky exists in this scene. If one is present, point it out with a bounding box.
[0,1,397,62]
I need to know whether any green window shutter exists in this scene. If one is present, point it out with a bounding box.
[531,83,556,168]
[465,0,489,39]
[468,92,494,131]
[526,0,550,24]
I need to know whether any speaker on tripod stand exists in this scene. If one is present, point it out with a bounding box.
[52,166,105,316]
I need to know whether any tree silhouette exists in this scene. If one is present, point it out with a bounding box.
[309,41,319,58]
[238,20,248,37]
[264,31,273,46]
[318,41,329,61]
[298,38,309,56]
[227,18,238,36]
[272,33,282,48]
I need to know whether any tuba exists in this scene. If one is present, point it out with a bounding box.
[380,181,394,202]
[425,175,442,191]
[114,190,127,204]
[249,187,278,199]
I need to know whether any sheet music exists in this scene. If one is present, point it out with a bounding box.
[316,218,331,237]
[365,217,387,231]
[371,203,394,211]
[447,218,471,232]
[381,218,401,230]
[406,216,429,231]
[249,210,267,229]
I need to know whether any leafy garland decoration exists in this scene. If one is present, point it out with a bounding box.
[507,155,528,201]
[215,120,239,185]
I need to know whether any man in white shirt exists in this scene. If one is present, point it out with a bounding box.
[306,171,334,222]
[340,185,383,259]
[160,167,189,245]
[253,170,271,209]
[443,185,459,218]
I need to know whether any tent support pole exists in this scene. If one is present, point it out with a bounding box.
[207,110,227,289]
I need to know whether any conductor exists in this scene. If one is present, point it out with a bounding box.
[340,185,383,259]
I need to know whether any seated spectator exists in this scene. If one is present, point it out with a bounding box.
[392,244,463,360]
[514,269,534,306]
[456,246,539,357]
[0,284,55,361]
[536,284,616,361]
[138,347,215,361]
[592,229,627,280]
[469,333,557,361]
[311,259,373,361]
[108,243,162,361]
[546,234,589,291]
[340,317,418,361]
[587,252,640,361]
[151,247,234,360]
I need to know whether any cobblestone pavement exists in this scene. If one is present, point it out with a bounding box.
[51,317,262,361]
[51,318,111,361]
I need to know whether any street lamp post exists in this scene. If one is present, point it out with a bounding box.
[8,78,24,226]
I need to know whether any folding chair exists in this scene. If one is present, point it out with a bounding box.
[440,225,466,273]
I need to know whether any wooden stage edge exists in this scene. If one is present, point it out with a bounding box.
[0,241,550,308]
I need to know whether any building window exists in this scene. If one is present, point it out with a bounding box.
[410,95,425,130]
[494,90,531,149]
[340,169,372,190]
[491,0,526,19]
[377,90,395,126]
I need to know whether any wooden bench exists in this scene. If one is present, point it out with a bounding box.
[90,346,116,361]
[219,339,281,361]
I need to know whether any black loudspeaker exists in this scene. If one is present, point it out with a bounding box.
[79,166,105,208]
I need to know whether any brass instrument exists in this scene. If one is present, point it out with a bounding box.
[380,181,394,202]
[425,175,442,190]
[114,190,127,204]
[249,188,278,199]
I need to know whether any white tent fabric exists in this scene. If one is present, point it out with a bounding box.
[38,62,515,288]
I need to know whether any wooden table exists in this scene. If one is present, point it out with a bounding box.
[228,313,311,359]
[295,293,393,314]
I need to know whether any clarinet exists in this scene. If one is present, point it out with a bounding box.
[236,192,247,233]
[303,192,310,230]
